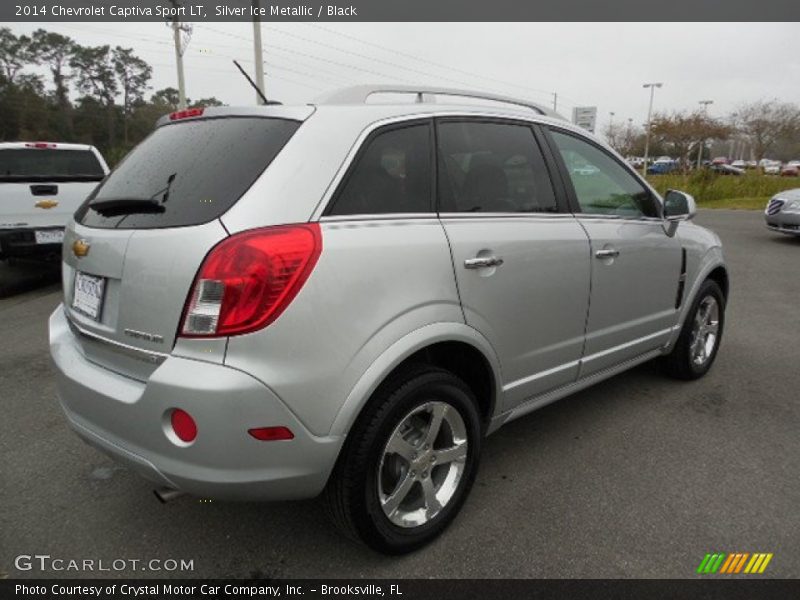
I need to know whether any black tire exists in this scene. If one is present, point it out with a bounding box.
[324,364,482,554]
[661,279,725,380]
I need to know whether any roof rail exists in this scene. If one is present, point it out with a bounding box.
[315,85,564,120]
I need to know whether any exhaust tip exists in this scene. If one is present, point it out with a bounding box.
[154,487,185,503]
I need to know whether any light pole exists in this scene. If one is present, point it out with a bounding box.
[252,0,266,104]
[608,112,615,146]
[642,82,663,177]
[168,0,191,110]
[697,99,713,168]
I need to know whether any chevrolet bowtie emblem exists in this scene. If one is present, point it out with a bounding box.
[35,199,59,209]
[72,239,90,258]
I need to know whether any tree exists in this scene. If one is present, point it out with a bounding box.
[29,29,76,137]
[734,100,800,163]
[191,97,224,108]
[0,27,35,85]
[151,87,181,111]
[650,111,731,172]
[112,46,152,144]
[70,45,118,147]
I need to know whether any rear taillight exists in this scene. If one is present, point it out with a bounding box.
[180,224,322,338]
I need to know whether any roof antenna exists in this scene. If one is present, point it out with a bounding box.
[232,60,279,105]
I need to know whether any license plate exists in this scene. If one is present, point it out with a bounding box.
[72,272,106,320]
[34,229,65,244]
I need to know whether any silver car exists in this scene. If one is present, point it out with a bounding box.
[765,189,800,235]
[49,86,728,554]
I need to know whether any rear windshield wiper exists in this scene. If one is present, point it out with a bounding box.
[89,197,166,216]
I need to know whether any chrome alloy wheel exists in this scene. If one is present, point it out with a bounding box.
[690,296,720,366]
[377,401,468,528]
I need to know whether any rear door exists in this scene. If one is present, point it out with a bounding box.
[436,119,591,409]
[546,128,682,377]
[0,146,107,230]
[63,115,302,380]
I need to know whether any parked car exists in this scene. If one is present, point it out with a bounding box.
[48,86,728,554]
[710,163,745,176]
[627,156,644,168]
[647,160,680,174]
[764,161,782,175]
[731,159,747,170]
[781,164,799,177]
[765,189,800,235]
[711,156,729,165]
[0,142,109,262]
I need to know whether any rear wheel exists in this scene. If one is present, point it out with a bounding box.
[325,365,482,554]
[662,279,725,380]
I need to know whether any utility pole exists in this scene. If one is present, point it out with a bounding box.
[641,82,663,177]
[168,1,191,110]
[252,0,266,104]
[696,99,713,168]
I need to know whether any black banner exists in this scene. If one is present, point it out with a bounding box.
[1,0,797,22]
[4,579,800,600]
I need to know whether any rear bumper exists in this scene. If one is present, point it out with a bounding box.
[49,305,343,501]
[0,227,63,260]
[765,211,800,236]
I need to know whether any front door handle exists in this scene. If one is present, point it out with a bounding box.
[464,256,504,269]
[595,249,620,259]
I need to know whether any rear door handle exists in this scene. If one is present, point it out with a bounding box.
[464,256,504,269]
[595,249,620,259]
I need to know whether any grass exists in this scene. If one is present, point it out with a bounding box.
[645,172,799,210]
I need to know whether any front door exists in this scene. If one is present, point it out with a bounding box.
[548,128,682,377]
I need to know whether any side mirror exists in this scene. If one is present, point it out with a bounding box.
[664,189,697,221]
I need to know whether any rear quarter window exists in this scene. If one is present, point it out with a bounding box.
[76,117,300,229]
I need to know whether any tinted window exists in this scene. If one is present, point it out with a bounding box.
[0,149,104,182]
[550,130,658,218]
[437,121,556,213]
[76,117,300,229]
[328,123,432,215]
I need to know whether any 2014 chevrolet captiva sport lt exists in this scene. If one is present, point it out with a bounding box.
[49,86,728,554]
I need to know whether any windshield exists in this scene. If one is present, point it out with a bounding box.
[0,149,105,182]
[76,117,300,229]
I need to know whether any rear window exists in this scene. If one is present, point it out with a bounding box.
[0,149,105,182]
[76,117,300,229]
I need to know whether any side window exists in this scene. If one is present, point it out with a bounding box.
[550,129,659,218]
[328,123,432,216]
[437,121,557,213]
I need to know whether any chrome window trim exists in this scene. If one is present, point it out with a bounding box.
[320,212,577,223]
[320,213,436,222]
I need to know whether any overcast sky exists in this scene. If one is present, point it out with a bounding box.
[8,22,800,135]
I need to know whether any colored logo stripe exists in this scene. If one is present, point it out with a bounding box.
[698,552,773,574]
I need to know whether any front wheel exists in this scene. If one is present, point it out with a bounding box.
[662,279,725,380]
[325,365,482,554]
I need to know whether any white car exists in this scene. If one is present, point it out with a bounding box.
[0,142,108,261]
[764,161,782,175]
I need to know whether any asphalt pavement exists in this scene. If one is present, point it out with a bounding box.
[1,210,798,579]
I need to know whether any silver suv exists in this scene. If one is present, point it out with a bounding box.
[49,86,728,554]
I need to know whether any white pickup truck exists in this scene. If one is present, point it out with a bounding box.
[0,142,109,261]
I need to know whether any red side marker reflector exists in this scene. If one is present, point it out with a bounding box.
[171,409,197,442]
[248,426,294,441]
[25,142,57,149]
[169,107,205,121]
